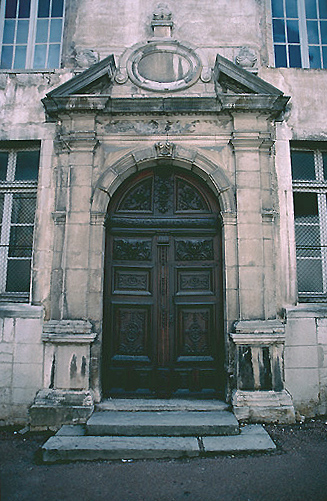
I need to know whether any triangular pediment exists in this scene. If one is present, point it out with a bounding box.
[43,51,288,118]
[47,54,116,97]
[214,54,282,96]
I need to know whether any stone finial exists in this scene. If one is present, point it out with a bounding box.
[151,4,173,37]
[153,3,172,21]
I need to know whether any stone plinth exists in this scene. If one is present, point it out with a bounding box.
[230,320,295,423]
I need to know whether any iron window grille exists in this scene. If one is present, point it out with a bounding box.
[272,0,327,68]
[0,0,65,70]
[292,143,327,300]
[0,143,39,301]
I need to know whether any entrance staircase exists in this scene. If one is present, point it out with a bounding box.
[41,399,276,462]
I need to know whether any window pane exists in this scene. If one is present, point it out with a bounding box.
[3,20,15,44]
[13,45,26,68]
[319,0,327,19]
[274,44,287,66]
[16,19,29,43]
[15,150,39,180]
[0,152,8,180]
[18,0,31,18]
[6,259,31,292]
[38,0,50,17]
[305,0,318,18]
[47,43,60,67]
[5,0,18,19]
[309,45,322,67]
[294,192,318,220]
[295,225,321,255]
[287,20,300,42]
[273,19,286,42]
[11,194,36,224]
[291,150,316,179]
[33,44,47,68]
[272,0,284,17]
[297,258,323,293]
[286,0,298,18]
[35,19,48,43]
[307,20,320,43]
[9,226,34,257]
[321,21,327,43]
[1,45,13,69]
[52,0,64,17]
[49,19,62,42]
[289,44,302,66]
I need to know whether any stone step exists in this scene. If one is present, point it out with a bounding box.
[96,398,229,412]
[41,425,276,463]
[86,410,239,437]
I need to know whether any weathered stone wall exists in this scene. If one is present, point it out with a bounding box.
[0,305,43,425]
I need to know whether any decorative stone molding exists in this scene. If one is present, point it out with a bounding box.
[125,41,202,92]
[230,320,295,423]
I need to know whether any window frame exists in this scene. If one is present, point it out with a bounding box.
[272,0,327,68]
[0,0,65,70]
[292,143,327,301]
[0,142,40,302]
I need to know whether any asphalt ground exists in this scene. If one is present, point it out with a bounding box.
[0,418,327,501]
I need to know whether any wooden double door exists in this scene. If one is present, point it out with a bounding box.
[102,167,225,398]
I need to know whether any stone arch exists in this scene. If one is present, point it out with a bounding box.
[90,145,236,218]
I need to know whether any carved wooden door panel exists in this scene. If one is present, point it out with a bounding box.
[102,168,224,398]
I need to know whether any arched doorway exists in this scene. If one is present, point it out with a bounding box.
[102,166,225,398]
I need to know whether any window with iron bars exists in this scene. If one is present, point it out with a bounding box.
[291,142,327,300]
[0,143,39,301]
[0,0,65,70]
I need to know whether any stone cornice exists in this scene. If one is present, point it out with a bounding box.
[42,94,289,120]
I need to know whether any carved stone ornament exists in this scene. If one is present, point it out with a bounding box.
[155,141,175,157]
[235,46,257,69]
[74,48,99,69]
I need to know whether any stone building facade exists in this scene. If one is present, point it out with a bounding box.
[0,0,327,427]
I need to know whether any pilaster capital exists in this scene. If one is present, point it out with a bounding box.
[56,131,99,152]
[230,131,273,153]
